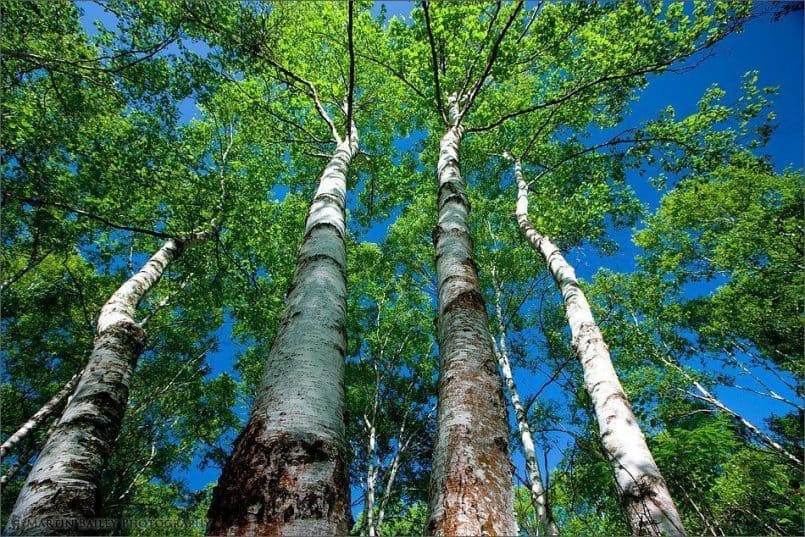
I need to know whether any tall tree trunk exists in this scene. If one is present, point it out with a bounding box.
[207,132,358,537]
[365,416,378,537]
[510,156,686,536]
[0,370,81,458]
[6,235,201,536]
[427,96,517,536]
[490,267,556,536]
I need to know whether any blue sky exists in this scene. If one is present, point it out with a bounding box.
[75,0,804,515]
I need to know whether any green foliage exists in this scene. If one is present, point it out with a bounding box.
[2,2,801,536]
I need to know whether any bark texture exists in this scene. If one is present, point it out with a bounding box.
[427,98,517,537]
[6,237,191,536]
[511,157,686,536]
[207,133,358,537]
[490,269,555,536]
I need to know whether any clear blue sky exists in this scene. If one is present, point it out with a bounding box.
[77,0,803,507]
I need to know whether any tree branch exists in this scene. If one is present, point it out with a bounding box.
[457,0,523,124]
[6,195,175,239]
[422,0,447,125]
[346,0,356,140]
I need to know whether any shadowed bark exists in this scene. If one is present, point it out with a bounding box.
[207,133,358,537]
[6,235,204,536]
[427,96,517,536]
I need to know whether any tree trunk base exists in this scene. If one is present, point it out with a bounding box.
[207,417,350,537]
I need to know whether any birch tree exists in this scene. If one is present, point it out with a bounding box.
[345,239,437,537]
[190,2,401,534]
[6,231,213,536]
[374,1,748,532]
[507,154,686,536]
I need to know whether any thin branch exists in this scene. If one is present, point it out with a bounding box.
[354,51,428,101]
[468,61,678,133]
[456,1,502,103]
[346,0,355,139]
[422,0,447,125]
[179,3,341,143]
[0,248,53,292]
[457,0,523,124]
[7,195,174,239]
[137,272,194,327]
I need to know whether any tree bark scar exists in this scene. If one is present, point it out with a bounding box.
[437,180,471,211]
[295,252,347,273]
[432,226,474,249]
[207,417,350,537]
[441,289,485,316]
[311,192,345,208]
[99,321,147,358]
[304,220,346,242]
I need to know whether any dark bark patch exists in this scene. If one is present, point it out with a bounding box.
[295,252,346,274]
[432,225,474,250]
[303,220,344,242]
[602,391,632,410]
[99,321,147,358]
[310,192,344,209]
[437,180,470,211]
[441,289,485,316]
[206,417,349,536]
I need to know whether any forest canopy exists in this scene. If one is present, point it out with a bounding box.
[1,1,802,536]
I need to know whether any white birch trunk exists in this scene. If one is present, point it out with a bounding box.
[490,269,556,536]
[510,157,687,536]
[0,371,82,458]
[366,418,377,537]
[207,131,358,536]
[427,96,517,536]
[6,236,198,536]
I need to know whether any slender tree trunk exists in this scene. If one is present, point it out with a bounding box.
[427,96,517,536]
[0,371,82,458]
[510,156,686,536]
[688,380,801,465]
[1,419,58,486]
[207,132,358,537]
[6,235,201,536]
[365,417,377,537]
[490,268,556,536]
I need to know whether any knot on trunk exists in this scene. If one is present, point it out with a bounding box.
[207,421,349,536]
[100,321,147,357]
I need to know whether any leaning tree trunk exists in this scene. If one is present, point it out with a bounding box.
[207,131,358,537]
[6,235,201,536]
[0,370,81,458]
[510,157,686,536]
[426,97,517,536]
[490,267,556,536]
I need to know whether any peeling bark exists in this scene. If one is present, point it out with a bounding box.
[427,97,517,537]
[510,156,686,536]
[6,236,199,536]
[490,268,556,536]
[207,133,358,537]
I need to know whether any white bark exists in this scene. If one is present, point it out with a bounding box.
[0,371,81,458]
[651,340,802,465]
[207,131,358,536]
[510,156,686,536]
[687,380,801,465]
[6,236,199,536]
[427,96,517,537]
[490,268,556,536]
[1,420,58,486]
[365,416,378,537]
